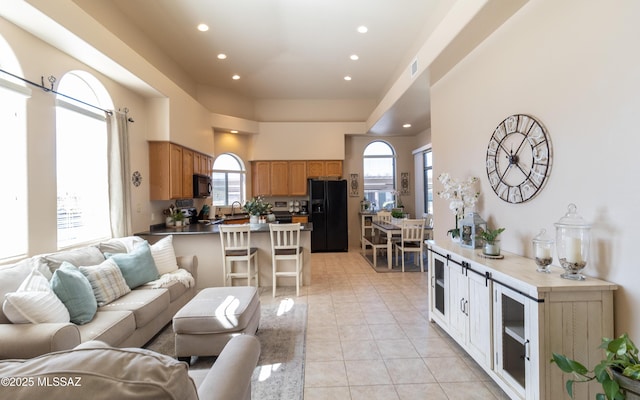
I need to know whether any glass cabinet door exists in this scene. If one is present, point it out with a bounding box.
[493,283,530,399]
[430,251,449,325]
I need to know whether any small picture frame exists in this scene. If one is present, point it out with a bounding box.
[349,173,359,197]
[400,172,410,195]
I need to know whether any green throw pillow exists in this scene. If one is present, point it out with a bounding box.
[50,262,98,325]
[105,241,159,289]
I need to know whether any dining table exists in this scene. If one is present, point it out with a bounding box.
[371,220,433,269]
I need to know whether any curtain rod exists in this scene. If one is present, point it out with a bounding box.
[0,68,113,115]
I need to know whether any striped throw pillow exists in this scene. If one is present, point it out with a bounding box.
[79,259,131,307]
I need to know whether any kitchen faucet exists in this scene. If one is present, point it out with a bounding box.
[231,201,242,215]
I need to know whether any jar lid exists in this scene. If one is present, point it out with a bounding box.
[533,228,554,244]
[554,203,591,229]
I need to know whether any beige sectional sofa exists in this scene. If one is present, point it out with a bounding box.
[0,335,261,400]
[0,236,197,360]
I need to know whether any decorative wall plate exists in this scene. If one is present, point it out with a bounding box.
[486,114,551,203]
[132,171,142,187]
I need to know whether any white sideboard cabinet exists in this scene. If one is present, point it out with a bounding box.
[427,241,618,400]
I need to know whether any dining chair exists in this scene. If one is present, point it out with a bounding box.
[423,213,434,240]
[394,218,426,272]
[219,224,259,287]
[269,223,303,297]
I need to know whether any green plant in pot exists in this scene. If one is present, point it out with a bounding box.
[552,333,640,400]
[477,227,505,256]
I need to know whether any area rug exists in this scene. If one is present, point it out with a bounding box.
[362,251,428,273]
[145,300,307,400]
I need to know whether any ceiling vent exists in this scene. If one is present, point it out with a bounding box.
[410,57,419,79]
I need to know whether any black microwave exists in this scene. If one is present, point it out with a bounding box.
[193,174,212,198]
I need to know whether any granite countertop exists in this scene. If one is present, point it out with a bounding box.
[136,222,313,236]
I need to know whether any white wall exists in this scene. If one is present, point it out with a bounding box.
[431,0,640,337]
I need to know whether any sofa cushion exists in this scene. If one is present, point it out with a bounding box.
[138,279,188,303]
[77,310,135,345]
[99,289,170,329]
[43,246,105,272]
[50,262,98,325]
[149,235,180,275]
[79,259,131,306]
[0,258,51,323]
[98,236,145,254]
[3,269,70,324]
[0,342,198,400]
[105,242,159,289]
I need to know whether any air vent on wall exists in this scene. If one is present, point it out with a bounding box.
[410,57,419,79]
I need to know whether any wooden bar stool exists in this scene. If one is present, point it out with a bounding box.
[219,224,259,287]
[269,223,303,297]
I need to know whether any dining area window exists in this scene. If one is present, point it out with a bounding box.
[363,141,396,210]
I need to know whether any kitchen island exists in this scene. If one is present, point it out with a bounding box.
[136,222,312,290]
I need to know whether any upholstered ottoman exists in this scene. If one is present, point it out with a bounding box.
[173,286,260,360]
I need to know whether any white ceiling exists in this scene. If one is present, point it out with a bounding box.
[100,0,454,135]
[0,1,527,136]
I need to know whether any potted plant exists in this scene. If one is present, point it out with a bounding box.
[477,227,505,256]
[172,210,185,227]
[243,196,272,223]
[552,333,640,400]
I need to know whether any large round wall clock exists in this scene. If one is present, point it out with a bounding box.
[485,114,551,204]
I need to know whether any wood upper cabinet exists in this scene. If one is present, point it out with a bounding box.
[289,161,308,196]
[252,161,271,196]
[307,160,342,178]
[149,141,210,200]
[149,141,181,200]
[325,160,343,177]
[182,148,194,198]
[306,161,325,178]
[193,152,213,175]
[251,159,342,196]
[270,161,289,196]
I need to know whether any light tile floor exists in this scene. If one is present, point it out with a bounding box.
[262,249,511,400]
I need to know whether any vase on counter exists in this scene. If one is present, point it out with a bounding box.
[250,215,259,224]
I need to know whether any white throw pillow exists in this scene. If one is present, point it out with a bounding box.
[3,269,70,324]
[149,235,179,275]
[79,259,131,307]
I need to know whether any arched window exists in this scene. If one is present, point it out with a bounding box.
[363,141,396,210]
[212,153,245,206]
[56,71,112,248]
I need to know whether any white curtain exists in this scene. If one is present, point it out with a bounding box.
[107,111,132,237]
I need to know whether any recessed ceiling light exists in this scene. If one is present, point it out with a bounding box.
[344,76,352,81]
[230,130,238,134]
[197,23,209,32]
[357,26,368,33]
[403,123,412,128]
[232,74,241,80]
[350,54,359,61]
[217,53,227,60]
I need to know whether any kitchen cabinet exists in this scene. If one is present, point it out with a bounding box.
[439,253,492,368]
[307,160,343,178]
[289,161,308,196]
[194,152,213,175]
[427,241,617,400]
[252,161,271,196]
[270,161,289,196]
[182,148,194,198]
[292,215,308,224]
[149,141,212,200]
[149,142,182,200]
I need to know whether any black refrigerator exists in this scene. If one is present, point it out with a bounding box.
[309,179,348,252]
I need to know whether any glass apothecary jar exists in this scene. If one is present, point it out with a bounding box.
[532,229,554,273]
[554,204,591,280]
